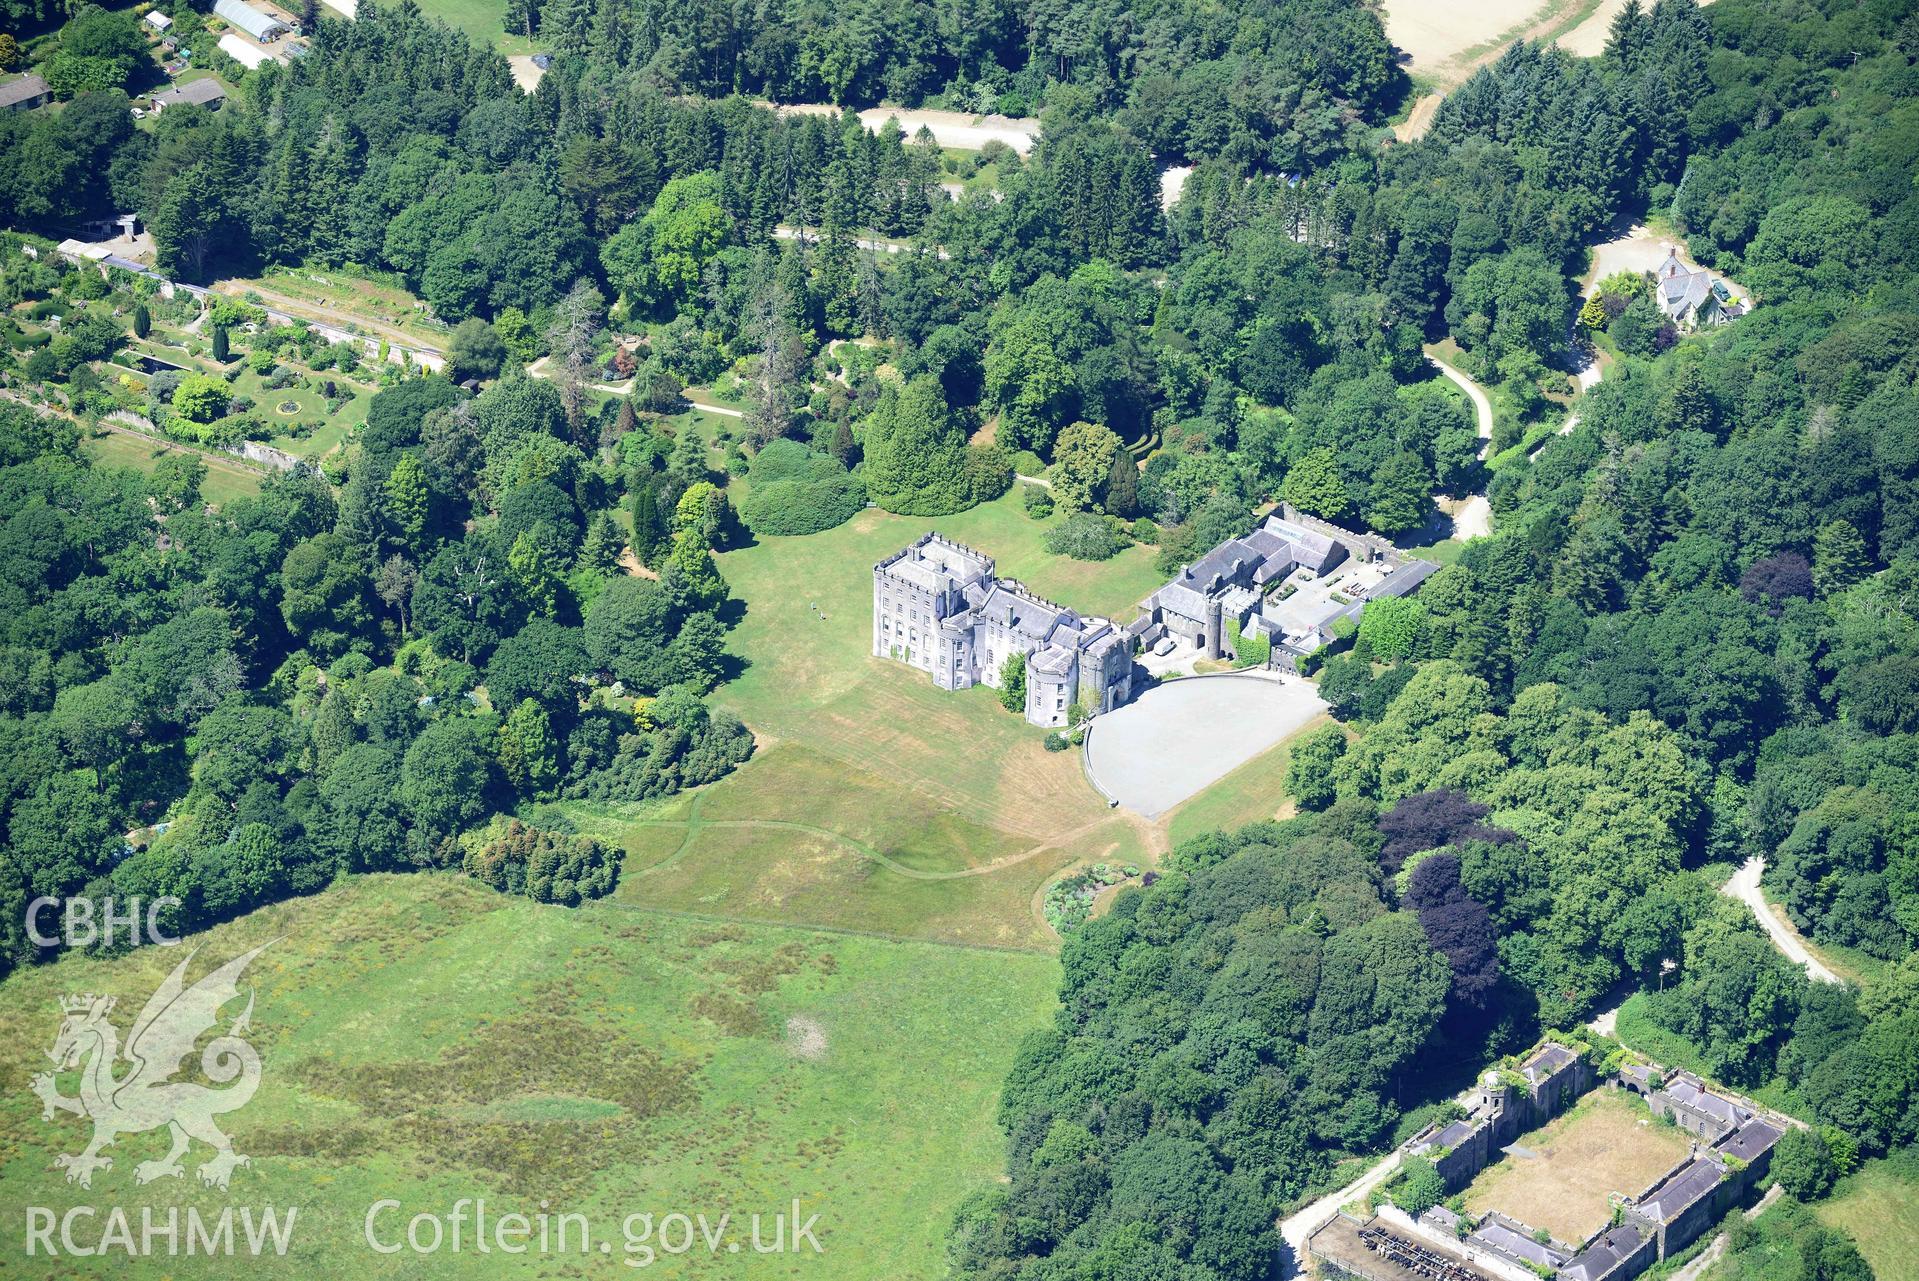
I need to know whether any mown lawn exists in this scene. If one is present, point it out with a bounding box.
[412,0,510,43]
[0,874,1058,1279]
[82,429,263,505]
[556,489,1167,945]
[709,494,1150,836]
[235,367,372,461]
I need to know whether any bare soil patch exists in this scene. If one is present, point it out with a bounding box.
[785,1015,828,1061]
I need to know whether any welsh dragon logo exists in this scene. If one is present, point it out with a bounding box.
[32,942,274,1191]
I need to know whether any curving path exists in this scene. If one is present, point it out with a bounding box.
[1724,857,1841,984]
[624,789,1130,885]
[1427,351,1494,445]
[1426,349,1496,540]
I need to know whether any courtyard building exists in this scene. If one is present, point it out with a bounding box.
[1133,513,1346,658]
[1381,1042,1792,1281]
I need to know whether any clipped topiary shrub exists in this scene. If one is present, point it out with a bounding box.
[739,442,866,536]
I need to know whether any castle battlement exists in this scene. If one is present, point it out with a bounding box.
[872,537,1132,727]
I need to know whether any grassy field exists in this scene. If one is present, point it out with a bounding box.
[412,0,513,44]
[593,741,1090,950]
[1816,1154,1919,1281]
[1712,1171,1918,1281]
[1462,1090,1694,1242]
[708,493,1155,815]
[554,491,1171,945]
[0,874,1058,1278]
[82,429,264,505]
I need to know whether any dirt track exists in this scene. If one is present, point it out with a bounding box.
[769,104,1040,154]
[1387,0,1678,141]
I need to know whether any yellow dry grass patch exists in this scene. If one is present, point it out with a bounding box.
[1462,1091,1695,1242]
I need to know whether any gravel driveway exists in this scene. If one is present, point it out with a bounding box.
[1084,673,1327,817]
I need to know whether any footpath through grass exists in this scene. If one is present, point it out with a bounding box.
[0,874,1058,1279]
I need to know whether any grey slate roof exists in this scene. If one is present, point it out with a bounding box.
[1638,1157,1725,1223]
[887,559,948,593]
[878,534,992,597]
[1472,1223,1568,1269]
[1717,1119,1783,1164]
[1030,644,1076,676]
[1522,1042,1576,1084]
[1656,249,1716,320]
[1368,559,1441,600]
[1253,556,1295,585]
[1264,516,1341,571]
[1560,1224,1646,1281]
[1155,581,1211,620]
[153,79,230,109]
[977,584,1069,638]
[1154,515,1350,622]
[1663,1075,1744,1129]
[0,74,48,108]
[1182,540,1256,592]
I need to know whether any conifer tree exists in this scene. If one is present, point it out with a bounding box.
[861,376,973,515]
[630,483,666,566]
[1105,450,1139,518]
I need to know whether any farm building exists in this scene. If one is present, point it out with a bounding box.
[214,0,289,40]
[144,10,173,31]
